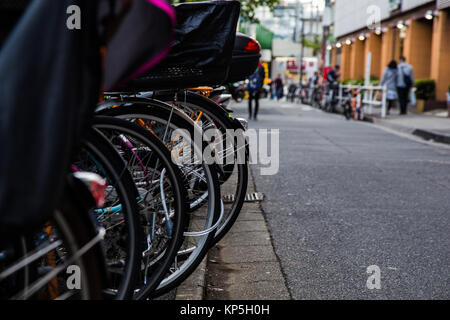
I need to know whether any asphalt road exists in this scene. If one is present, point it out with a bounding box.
[233,98,450,300]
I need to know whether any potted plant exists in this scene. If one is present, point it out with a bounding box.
[414,79,436,113]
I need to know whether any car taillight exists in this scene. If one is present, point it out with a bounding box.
[244,39,261,52]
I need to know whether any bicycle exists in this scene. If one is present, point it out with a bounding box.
[310,85,324,109]
[0,174,107,300]
[324,82,340,113]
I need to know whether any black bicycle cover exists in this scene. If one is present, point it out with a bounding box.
[156,0,240,70]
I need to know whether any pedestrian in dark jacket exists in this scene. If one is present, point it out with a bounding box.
[274,74,284,101]
[397,56,414,115]
[247,62,265,120]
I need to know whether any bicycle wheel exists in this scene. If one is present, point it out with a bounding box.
[154,91,249,247]
[98,101,221,297]
[0,176,106,300]
[76,129,142,300]
[92,116,188,299]
[155,91,238,182]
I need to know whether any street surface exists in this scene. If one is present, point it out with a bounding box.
[233,99,450,299]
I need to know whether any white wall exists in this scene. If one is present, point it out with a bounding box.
[272,38,302,57]
[402,0,433,11]
[334,0,391,38]
[437,0,450,9]
[323,6,334,27]
[333,0,434,38]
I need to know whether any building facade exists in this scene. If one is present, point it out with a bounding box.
[325,0,450,101]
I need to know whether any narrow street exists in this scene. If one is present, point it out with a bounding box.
[233,99,450,299]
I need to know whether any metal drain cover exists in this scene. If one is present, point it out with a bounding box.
[222,192,264,203]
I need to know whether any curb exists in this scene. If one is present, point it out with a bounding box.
[174,256,208,300]
[362,116,374,123]
[412,129,450,145]
[367,115,450,145]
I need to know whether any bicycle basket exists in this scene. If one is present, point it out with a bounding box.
[121,0,241,91]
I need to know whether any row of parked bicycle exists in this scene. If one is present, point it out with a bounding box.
[287,83,365,120]
[0,0,256,300]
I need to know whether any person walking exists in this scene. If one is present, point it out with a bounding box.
[247,62,265,120]
[326,65,341,85]
[325,65,341,113]
[397,56,414,115]
[274,74,284,101]
[310,71,320,87]
[269,79,276,100]
[381,60,399,115]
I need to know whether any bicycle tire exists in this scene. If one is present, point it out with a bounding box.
[92,116,188,300]
[53,183,107,300]
[79,129,142,300]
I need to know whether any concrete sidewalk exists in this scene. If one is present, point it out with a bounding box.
[368,113,450,144]
[173,169,290,300]
[204,170,291,300]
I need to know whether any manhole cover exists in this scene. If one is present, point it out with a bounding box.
[222,192,264,203]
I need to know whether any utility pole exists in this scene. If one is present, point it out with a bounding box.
[293,1,299,42]
[299,3,305,88]
[298,1,321,88]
